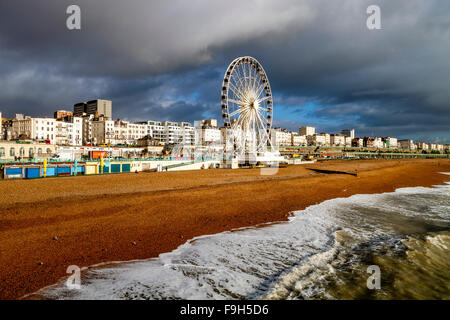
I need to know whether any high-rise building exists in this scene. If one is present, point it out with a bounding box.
[74,99,112,119]
[54,110,73,120]
[300,126,315,136]
[341,129,355,139]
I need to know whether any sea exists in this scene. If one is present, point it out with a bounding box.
[34,173,450,300]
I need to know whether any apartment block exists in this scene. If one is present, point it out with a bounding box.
[292,133,307,146]
[195,119,221,146]
[299,126,315,136]
[10,117,57,144]
[383,137,398,148]
[352,138,363,147]
[91,119,150,145]
[144,120,195,145]
[74,99,112,119]
[398,139,416,150]
[341,129,355,139]
[416,142,429,150]
[54,110,73,120]
[330,134,346,146]
[270,128,292,146]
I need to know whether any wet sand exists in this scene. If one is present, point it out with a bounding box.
[0,159,449,299]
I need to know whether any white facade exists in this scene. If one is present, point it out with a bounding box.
[309,133,330,146]
[431,144,444,151]
[345,136,352,146]
[146,120,195,145]
[194,119,222,146]
[292,134,307,146]
[352,138,363,147]
[373,137,384,148]
[341,129,355,139]
[330,134,346,146]
[416,142,429,150]
[384,137,398,148]
[55,121,69,145]
[10,117,57,144]
[91,119,150,146]
[270,128,292,146]
[398,139,416,150]
[307,134,326,146]
[300,126,315,136]
[81,114,94,145]
[196,127,222,145]
[55,117,82,146]
[0,141,56,160]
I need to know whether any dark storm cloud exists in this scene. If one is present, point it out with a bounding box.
[0,0,449,142]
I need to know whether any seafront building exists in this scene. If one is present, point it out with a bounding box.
[54,110,73,120]
[330,134,346,146]
[0,140,56,160]
[398,139,417,150]
[74,99,112,119]
[55,117,83,146]
[383,137,398,148]
[0,101,448,157]
[416,142,429,150]
[9,116,57,144]
[300,126,316,136]
[91,118,150,146]
[341,129,355,139]
[270,128,292,146]
[195,119,221,146]
[291,133,307,146]
[352,138,364,147]
[142,120,196,145]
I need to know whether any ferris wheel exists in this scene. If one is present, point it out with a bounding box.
[221,56,273,152]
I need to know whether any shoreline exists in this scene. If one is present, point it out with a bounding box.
[0,159,450,299]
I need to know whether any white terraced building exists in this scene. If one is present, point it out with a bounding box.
[398,139,416,150]
[307,133,330,146]
[142,120,195,145]
[292,133,307,146]
[330,134,346,146]
[270,128,292,146]
[55,117,82,146]
[91,119,150,145]
[300,126,316,136]
[384,137,398,148]
[10,117,57,144]
[194,120,222,146]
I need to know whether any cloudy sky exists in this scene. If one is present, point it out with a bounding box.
[0,0,449,143]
